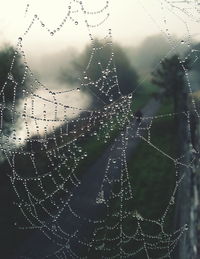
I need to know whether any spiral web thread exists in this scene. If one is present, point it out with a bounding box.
[0,0,200,258]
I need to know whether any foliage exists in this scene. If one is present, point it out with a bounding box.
[60,39,138,98]
[0,45,26,135]
[126,34,181,76]
[128,100,176,226]
[0,45,24,103]
[152,55,190,113]
[188,42,200,71]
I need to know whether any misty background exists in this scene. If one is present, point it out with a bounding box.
[0,1,200,258]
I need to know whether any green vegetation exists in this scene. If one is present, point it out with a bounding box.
[0,45,30,258]
[126,34,174,77]
[0,45,27,135]
[86,101,176,259]
[76,81,159,173]
[128,100,176,226]
[60,38,138,106]
[0,163,27,258]
[131,81,159,111]
[152,55,190,116]
[0,36,177,258]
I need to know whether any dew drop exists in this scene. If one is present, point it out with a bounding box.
[112,159,117,164]
[66,243,70,249]
[184,224,189,231]
[52,224,57,231]
[169,197,175,205]
[109,97,113,102]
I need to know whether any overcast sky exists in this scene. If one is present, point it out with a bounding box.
[1,0,200,56]
[1,0,200,140]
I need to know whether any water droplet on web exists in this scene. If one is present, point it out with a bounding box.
[3,2,190,256]
[112,159,116,164]
[184,224,189,231]
[66,243,70,249]
[96,190,105,204]
[97,243,105,250]
[133,210,144,221]
[158,232,169,241]
[8,73,14,80]
[169,197,175,205]
[52,224,57,231]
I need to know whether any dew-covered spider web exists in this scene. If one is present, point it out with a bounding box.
[0,0,200,258]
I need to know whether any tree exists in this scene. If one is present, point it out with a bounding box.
[126,34,182,77]
[0,45,25,101]
[59,39,138,106]
[188,42,200,72]
[0,45,26,135]
[152,55,190,114]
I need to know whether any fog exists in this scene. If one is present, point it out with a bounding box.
[1,0,200,141]
[1,0,200,53]
[1,0,200,82]
[1,3,200,259]
[16,85,91,141]
[1,0,199,82]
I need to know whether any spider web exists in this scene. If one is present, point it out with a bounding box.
[0,0,199,258]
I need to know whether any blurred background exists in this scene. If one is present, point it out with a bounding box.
[0,0,200,258]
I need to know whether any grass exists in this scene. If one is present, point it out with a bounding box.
[128,100,176,225]
[0,164,28,258]
[88,100,178,258]
[78,81,160,171]
[0,81,159,258]
[131,81,159,111]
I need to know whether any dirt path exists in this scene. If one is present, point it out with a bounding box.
[13,98,160,259]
